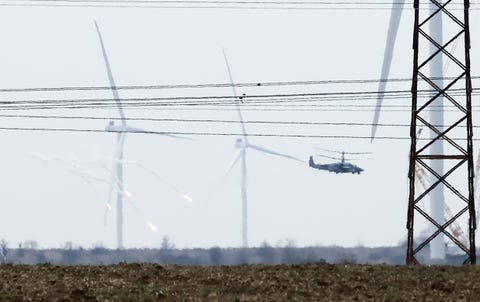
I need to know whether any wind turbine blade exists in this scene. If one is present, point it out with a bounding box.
[417,159,468,246]
[473,151,480,225]
[94,21,127,127]
[475,152,480,198]
[371,1,405,142]
[222,48,248,141]
[415,163,429,192]
[123,126,192,140]
[248,143,304,163]
[224,150,243,178]
[203,150,243,205]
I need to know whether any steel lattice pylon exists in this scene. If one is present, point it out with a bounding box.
[407,0,476,264]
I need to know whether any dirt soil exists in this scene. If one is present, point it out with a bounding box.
[1,263,480,301]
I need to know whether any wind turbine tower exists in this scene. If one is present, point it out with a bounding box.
[222,50,304,248]
[94,21,127,249]
[95,22,186,249]
[427,0,446,261]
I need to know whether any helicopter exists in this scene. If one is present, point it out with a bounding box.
[308,150,369,175]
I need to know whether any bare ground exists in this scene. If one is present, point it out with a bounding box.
[1,263,480,301]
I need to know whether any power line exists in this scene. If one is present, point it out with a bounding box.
[1,1,478,10]
[0,76,478,93]
[0,92,478,111]
[113,107,480,112]
[0,113,411,126]
[0,78,425,93]
[2,126,480,140]
[2,113,479,129]
[1,102,479,110]
[16,0,413,5]
[0,126,415,139]
[0,87,477,106]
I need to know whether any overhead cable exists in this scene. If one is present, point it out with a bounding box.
[2,114,479,128]
[2,126,480,141]
[0,76,478,93]
[0,0,478,10]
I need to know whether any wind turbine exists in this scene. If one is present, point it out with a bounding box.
[94,21,130,250]
[370,1,446,260]
[222,50,304,248]
[94,21,187,249]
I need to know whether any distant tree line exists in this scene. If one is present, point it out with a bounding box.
[0,238,470,265]
[0,237,404,265]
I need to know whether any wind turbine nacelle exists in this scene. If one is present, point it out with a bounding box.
[235,138,246,149]
[105,123,124,132]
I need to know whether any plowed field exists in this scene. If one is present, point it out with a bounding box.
[1,263,480,301]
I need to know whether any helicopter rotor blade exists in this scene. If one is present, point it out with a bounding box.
[315,148,371,155]
[314,154,342,161]
[343,152,372,155]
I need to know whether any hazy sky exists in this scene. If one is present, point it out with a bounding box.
[0,1,479,249]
